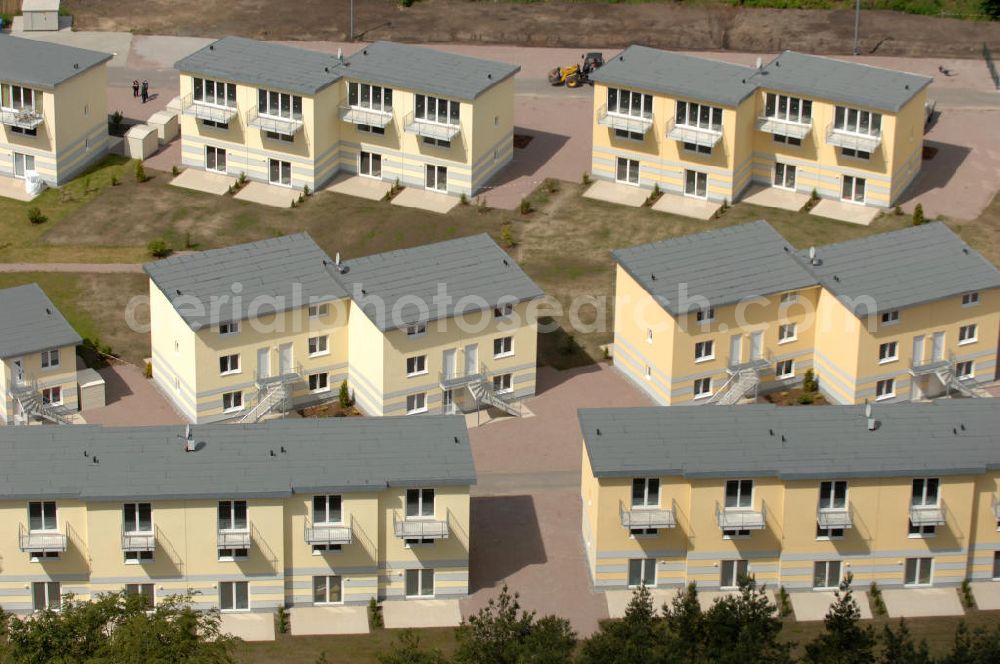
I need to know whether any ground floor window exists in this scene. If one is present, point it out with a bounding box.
[406,392,427,415]
[222,391,243,413]
[425,164,447,192]
[684,169,708,199]
[774,163,796,190]
[313,575,343,605]
[956,361,974,379]
[875,378,895,400]
[265,131,294,142]
[309,372,329,393]
[359,150,382,178]
[993,551,1000,579]
[775,359,794,379]
[32,581,60,611]
[492,373,513,394]
[218,547,248,561]
[126,583,155,609]
[269,159,291,186]
[720,560,749,589]
[723,528,751,539]
[405,569,434,598]
[630,527,658,537]
[616,157,639,185]
[813,561,842,589]
[693,377,712,399]
[841,147,870,160]
[627,558,656,588]
[313,543,342,555]
[683,141,712,155]
[442,388,455,414]
[904,557,933,586]
[13,152,35,179]
[841,175,866,204]
[41,387,62,406]
[816,525,844,540]
[773,134,801,147]
[206,146,226,173]
[615,128,644,141]
[219,581,249,611]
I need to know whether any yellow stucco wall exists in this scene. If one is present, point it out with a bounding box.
[0,345,79,423]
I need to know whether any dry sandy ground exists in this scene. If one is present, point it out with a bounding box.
[66,0,999,58]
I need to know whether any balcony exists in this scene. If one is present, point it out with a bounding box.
[121,528,156,552]
[179,94,238,124]
[18,524,67,553]
[440,364,487,390]
[247,106,304,136]
[217,526,252,549]
[666,119,723,149]
[339,103,393,128]
[909,502,946,527]
[817,504,853,530]
[304,518,352,546]
[825,123,882,152]
[403,111,461,141]
[596,104,654,135]
[993,496,1000,521]
[756,115,812,140]
[619,501,676,530]
[910,355,950,376]
[716,502,766,531]
[1,107,44,131]
[393,511,449,540]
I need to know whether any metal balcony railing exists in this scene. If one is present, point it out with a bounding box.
[304,517,353,546]
[825,122,882,152]
[440,363,487,390]
[121,526,156,552]
[0,107,44,130]
[727,348,773,373]
[619,500,676,529]
[247,106,304,136]
[666,119,723,148]
[179,93,238,124]
[339,103,393,128]
[909,501,946,527]
[817,503,853,530]
[403,111,461,141]
[18,523,67,553]
[756,115,812,139]
[217,525,252,549]
[716,501,767,531]
[993,496,1000,521]
[393,511,449,540]
[596,104,654,135]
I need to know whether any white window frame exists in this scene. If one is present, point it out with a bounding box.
[406,488,435,519]
[693,377,712,399]
[41,387,62,406]
[675,100,723,132]
[219,321,239,336]
[308,372,329,393]
[631,478,660,509]
[405,568,435,598]
[764,92,812,125]
[406,323,427,337]
[257,88,302,120]
[28,500,58,532]
[694,340,715,362]
[833,106,882,137]
[903,557,933,587]
[406,392,427,414]
[725,479,754,509]
[313,575,344,605]
[607,87,653,119]
[493,336,514,359]
[2,84,38,112]
[958,324,977,345]
[308,303,329,319]
[308,335,329,357]
[880,310,900,325]
[406,355,427,377]
[878,341,898,364]
[627,558,657,588]
[348,81,393,113]
[222,390,243,413]
[193,78,237,109]
[875,378,895,401]
[123,502,153,534]
[125,550,153,564]
[775,359,794,379]
[32,581,61,612]
[961,292,980,307]
[414,94,459,127]
[955,360,974,380]
[696,307,715,323]
[218,581,250,612]
[778,323,797,343]
[720,560,749,590]
[813,561,842,590]
[492,373,513,394]
[40,349,60,369]
[780,291,799,304]
[125,583,155,609]
[219,354,240,376]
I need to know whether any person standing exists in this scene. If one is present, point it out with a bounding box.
[132,80,139,98]
[141,80,149,104]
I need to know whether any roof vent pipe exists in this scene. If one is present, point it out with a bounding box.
[180,424,196,452]
[335,252,341,266]
[865,401,877,431]
[755,56,762,70]
[809,246,819,266]
[337,47,343,62]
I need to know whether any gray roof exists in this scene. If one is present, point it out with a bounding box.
[0,284,81,358]
[0,417,476,501]
[144,234,348,330]
[0,35,112,90]
[802,222,1000,318]
[759,51,932,113]
[343,41,520,101]
[611,221,818,317]
[580,401,1000,480]
[590,45,758,108]
[334,233,544,331]
[174,36,344,95]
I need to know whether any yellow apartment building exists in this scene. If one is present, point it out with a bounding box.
[589,46,931,209]
[0,416,475,623]
[0,35,111,187]
[174,37,519,196]
[579,401,1000,595]
[145,232,543,423]
[612,220,1000,406]
[0,284,83,425]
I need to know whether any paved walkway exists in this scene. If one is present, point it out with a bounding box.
[81,364,186,427]
[390,188,460,214]
[810,199,881,226]
[652,192,720,220]
[741,184,810,212]
[583,180,648,207]
[383,600,462,629]
[0,263,142,273]
[288,606,370,636]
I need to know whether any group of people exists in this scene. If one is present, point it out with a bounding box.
[132,79,151,103]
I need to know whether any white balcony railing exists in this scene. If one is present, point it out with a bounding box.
[18,523,67,553]
[0,107,44,130]
[217,527,251,549]
[816,504,853,530]
[666,119,723,149]
[121,528,156,552]
[619,501,676,529]
[393,511,449,540]
[909,502,946,527]
[304,517,353,546]
[596,104,654,135]
[247,106,304,136]
[716,502,766,531]
[179,94,238,124]
[440,363,487,390]
[403,111,461,141]
[339,103,393,128]
[825,122,882,152]
[756,115,812,139]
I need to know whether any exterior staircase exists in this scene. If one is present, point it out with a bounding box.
[10,382,73,425]
[467,380,521,417]
[935,365,990,399]
[238,381,289,424]
[706,367,761,405]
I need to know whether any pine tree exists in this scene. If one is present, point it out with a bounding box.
[803,574,876,664]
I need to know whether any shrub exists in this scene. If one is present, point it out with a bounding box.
[778,586,793,617]
[143,362,153,379]
[303,184,311,197]
[238,172,248,186]
[146,238,171,258]
[110,110,124,133]
[339,380,351,409]
[519,198,532,215]
[797,392,814,405]
[477,196,489,213]
[276,606,290,634]
[810,188,819,202]
[500,224,515,248]
[135,161,148,183]
[582,172,592,185]
[869,581,887,616]
[172,165,180,176]
[400,0,415,6]
[961,579,976,609]
[912,203,925,225]
[894,204,903,215]
[27,207,47,225]
[369,597,383,628]
[110,175,120,186]
[544,177,561,193]
[459,192,469,205]
[802,369,819,393]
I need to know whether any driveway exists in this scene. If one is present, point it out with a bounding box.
[460,362,653,636]
[81,363,186,426]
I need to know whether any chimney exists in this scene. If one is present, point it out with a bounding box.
[865,402,877,431]
[337,47,343,62]
[809,246,820,266]
[755,56,762,70]
[182,424,196,452]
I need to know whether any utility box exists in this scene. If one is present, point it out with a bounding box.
[77,368,106,411]
[147,110,179,144]
[20,0,60,31]
[124,124,158,160]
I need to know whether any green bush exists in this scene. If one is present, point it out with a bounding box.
[869,581,887,616]
[797,392,815,405]
[501,224,516,248]
[110,175,120,187]
[27,207,47,225]
[582,172,592,185]
[519,198,532,215]
[961,579,976,608]
[143,362,153,379]
[802,369,819,393]
[369,597,383,628]
[147,238,171,258]
[339,380,351,409]
[276,606,290,634]
[172,165,180,176]
[912,203,925,225]
[135,161,148,183]
[544,177,561,193]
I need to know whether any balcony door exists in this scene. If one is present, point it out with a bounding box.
[912,335,924,365]
[684,169,708,199]
[931,332,945,362]
[206,146,226,173]
[359,150,382,179]
[278,343,294,376]
[750,331,763,361]
[729,335,742,366]
[257,347,271,380]
[269,159,291,187]
[616,157,639,186]
[425,164,447,192]
[13,152,34,179]
[841,175,866,204]
[773,163,796,190]
[464,344,478,376]
[442,349,456,380]
[11,357,25,385]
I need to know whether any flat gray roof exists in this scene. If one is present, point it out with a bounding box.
[0,417,476,501]
[0,284,81,358]
[144,234,348,330]
[580,401,1000,480]
[802,222,1000,318]
[334,233,544,331]
[611,220,818,317]
[759,51,932,113]
[0,34,112,90]
[22,0,60,11]
[344,41,520,101]
[590,45,758,108]
[174,36,344,95]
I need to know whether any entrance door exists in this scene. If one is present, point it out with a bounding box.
[257,348,271,380]
[206,146,227,173]
[442,389,455,415]
[359,151,382,178]
[464,344,478,376]
[616,157,639,186]
[278,343,293,376]
[773,163,796,190]
[729,334,742,367]
[750,331,763,361]
[425,164,447,192]
[269,159,292,186]
[931,332,945,362]
[684,169,708,199]
[912,335,924,366]
[11,358,25,385]
[841,176,866,204]
[13,153,34,179]
[442,349,456,380]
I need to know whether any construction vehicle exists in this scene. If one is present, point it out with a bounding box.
[548,52,605,88]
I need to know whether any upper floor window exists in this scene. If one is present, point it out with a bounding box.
[962,292,980,307]
[309,303,329,318]
[123,503,152,533]
[415,94,459,126]
[607,88,652,118]
[193,78,236,108]
[406,323,427,337]
[878,341,898,363]
[675,100,722,133]
[219,354,240,375]
[493,336,514,358]
[724,480,753,509]
[911,478,939,507]
[780,291,799,304]
[494,303,514,318]
[308,335,329,356]
[834,106,882,136]
[778,323,797,343]
[880,310,899,325]
[406,488,434,518]
[694,340,714,361]
[40,349,59,369]
[313,495,342,524]
[406,355,427,376]
[695,307,715,323]
[819,481,847,510]
[348,82,392,112]
[258,88,302,120]
[1,84,38,111]
[219,321,239,336]
[217,500,248,531]
[764,93,812,124]
[29,501,57,531]
[959,324,977,345]
[631,478,660,508]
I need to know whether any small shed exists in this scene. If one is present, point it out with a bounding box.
[77,368,106,411]
[20,0,60,32]
[124,124,158,160]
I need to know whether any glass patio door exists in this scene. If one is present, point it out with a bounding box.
[684,169,707,198]
[773,163,796,190]
[206,146,226,173]
[425,164,447,192]
[841,175,865,203]
[615,157,639,185]
[13,153,34,179]
[269,159,291,186]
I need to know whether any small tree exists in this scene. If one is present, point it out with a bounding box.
[500,224,515,248]
[147,238,171,258]
[912,203,925,226]
[579,584,660,664]
[378,630,448,664]
[804,574,876,664]
[339,380,351,409]
[661,582,705,663]
[802,369,819,394]
[135,161,148,183]
[27,207,47,225]
[879,618,932,664]
[702,576,792,664]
